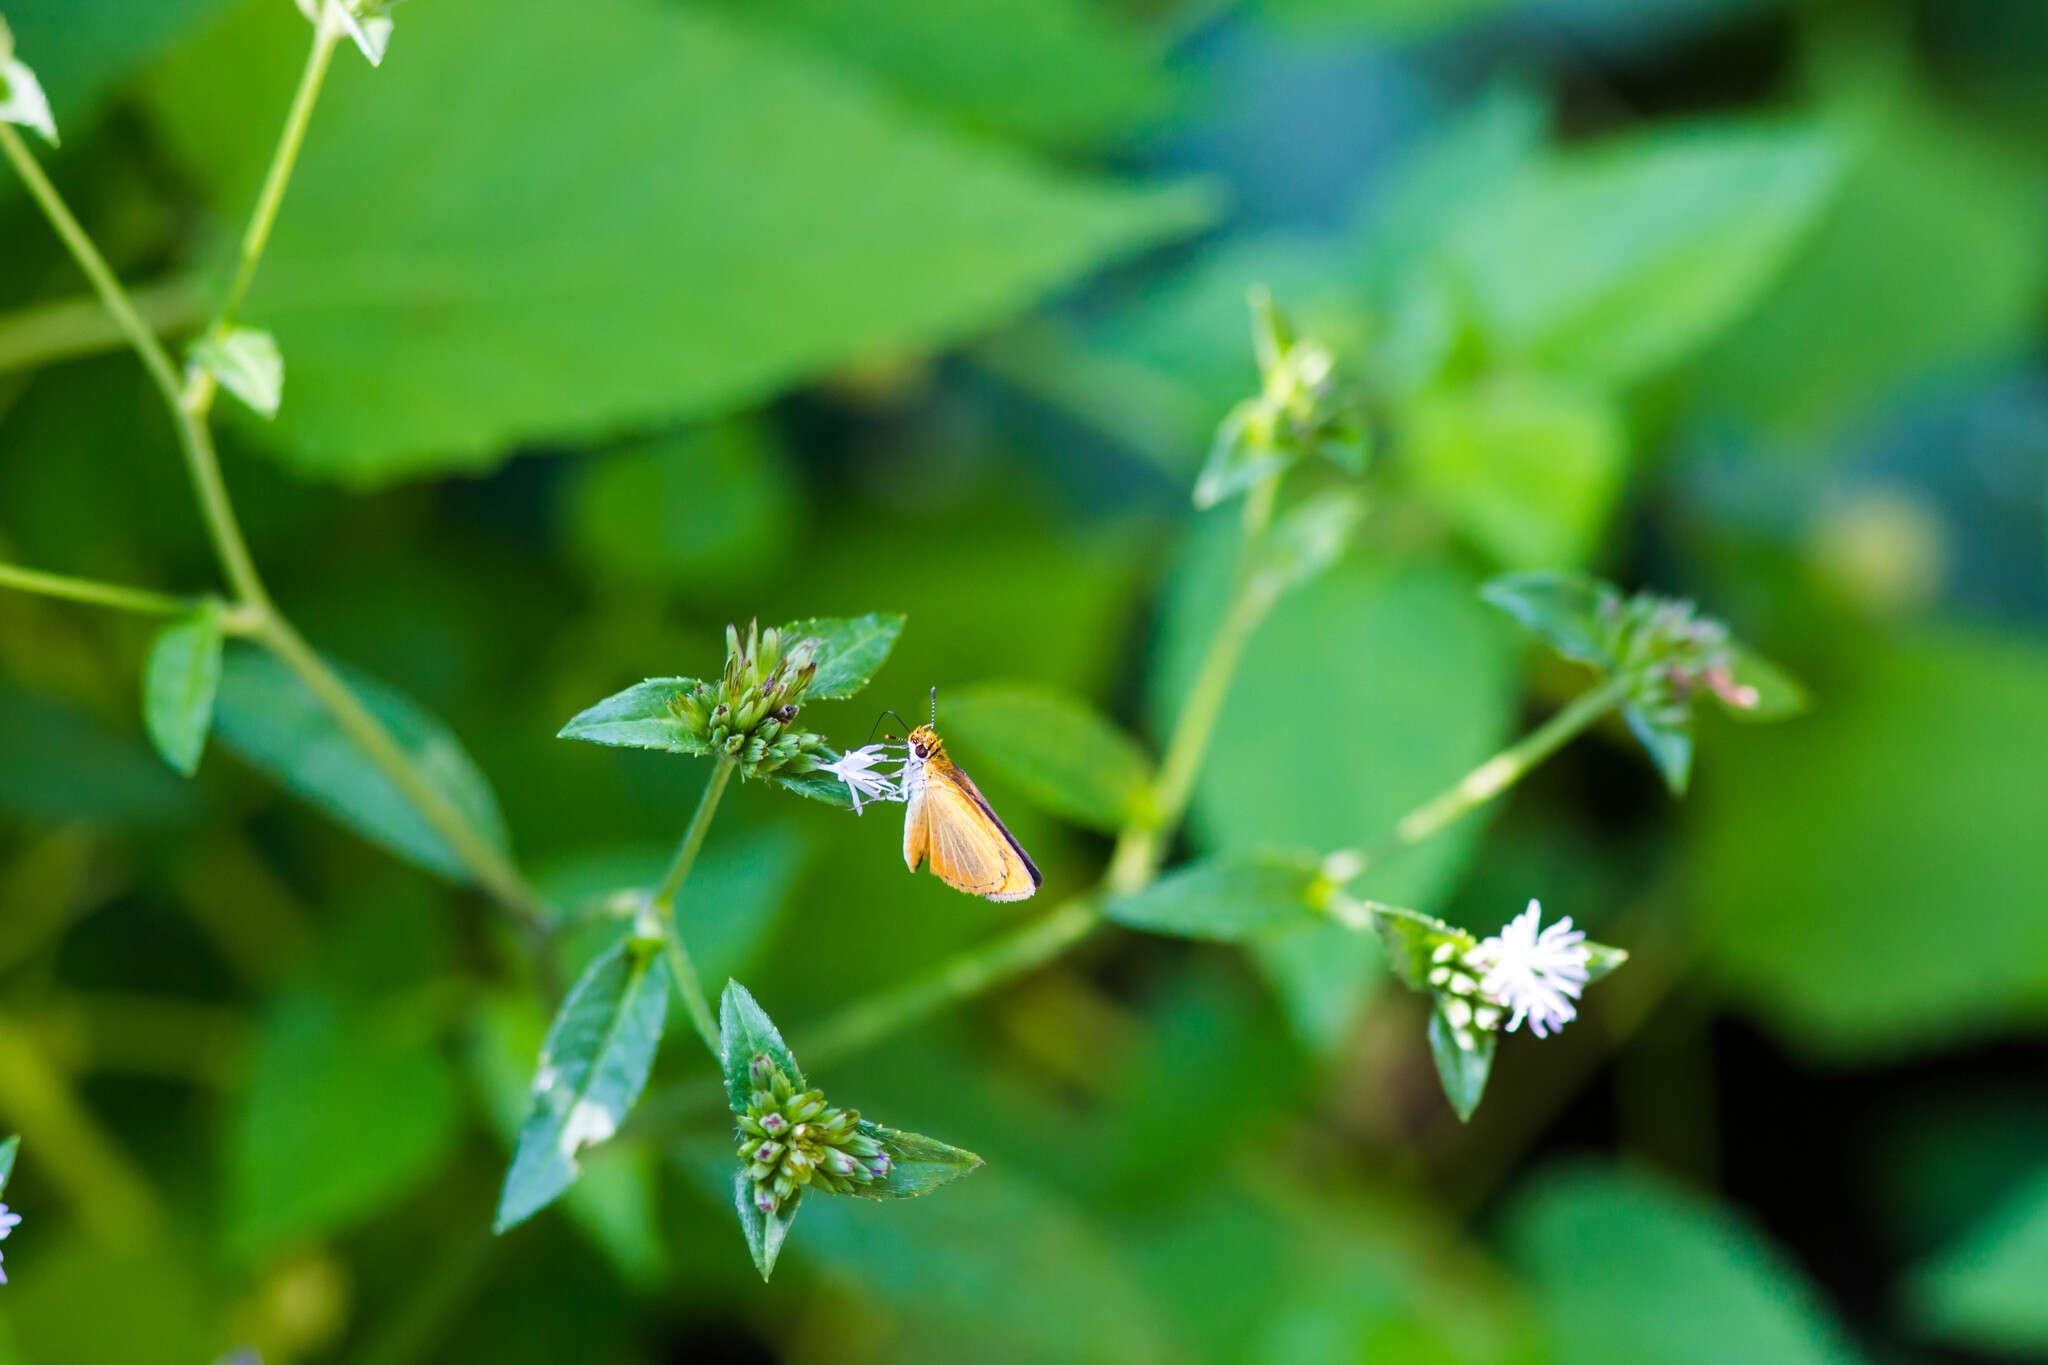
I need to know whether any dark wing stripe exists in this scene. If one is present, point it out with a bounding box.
[948,760,1042,887]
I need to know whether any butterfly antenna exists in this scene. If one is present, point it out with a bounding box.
[869,709,911,743]
[930,685,938,727]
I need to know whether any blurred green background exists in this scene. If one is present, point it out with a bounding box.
[2,0,2047,1361]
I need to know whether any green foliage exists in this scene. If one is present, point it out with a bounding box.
[555,678,713,755]
[1908,1166,2048,1356]
[943,680,1156,831]
[1104,853,1326,940]
[0,1133,17,1196]
[187,325,282,418]
[1507,1163,1865,1365]
[213,645,512,880]
[141,602,223,776]
[784,612,906,700]
[143,0,1212,483]
[495,934,673,1232]
[1426,1005,1495,1124]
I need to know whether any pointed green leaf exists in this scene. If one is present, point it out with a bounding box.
[780,613,904,700]
[768,762,855,809]
[0,51,58,146]
[733,1167,799,1281]
[0,1134,18,1197]
[213,646,512,882]
[1582,942,1629,986]
[1105,853,1324,941]
[718,980,803,1113]
[1371,903,1477,992]
[1624,702,1693,796]
[142,602,224,777]
[1722,644,1809,722]
[495,937,672,1232]
[557,678,712,754]
[1908,1166,2048,1356]
[943,681,1155,832]
[1252,490,1367,604]
[1481,569,1617,666]
[1192,400,1292,509]
[851,1121,983,1199]
[1428,1005,1495,1122]
[189,326,283,419]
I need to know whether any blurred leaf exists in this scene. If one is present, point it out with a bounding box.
[1582,942,1629,985]
[141,602,223,777]
[1481,570,1618,665]
[1251,0,1511,36]
[213,645,512,881]
[1403,375,1628,569]
[233,989,461,1257]
[0,47,58,145]
[733,1167,798,1282]
[1623,702,1694,796]
[784,612,905,700]
[496,936,673,1232]
[1907,1165,2048,1356]
[1192,402,1295,509]
[851,1121,983,1199]
[718,980,802,1114]
[1506,1162,1865,1365]
[0,679,195,825]
[556,678,711,755]
[943,680,1155,831]
[699,0,1175,149]
[189,326,282,419]
[1156,528,1518,1050]
[1371,903,1475,992]
[563,421,799,591]
[146,0,1212,483]
[0,0,225,132]
[1723,644,1809,722]
[4,1240,216,1365]
[769,763,856,809]
[1105,853,1325,941]
[1693,628,2048,1055]
[1427,1005,1493,1123]
[1252,490,1368,604]
[0,1133,16,1197]
[469,994,667,1285]
[1692,87,2048,440]
[1446,120,1840,386]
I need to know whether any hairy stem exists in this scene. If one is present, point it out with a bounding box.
[0,561,209,620]
[648,758,732,1055]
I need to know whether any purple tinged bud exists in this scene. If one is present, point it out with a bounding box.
[759,1113,788,1135]
[830,1151,858,1175]
[754,1143,781,1162]
[868,1154,893,1178]
[754,1187,778,1214]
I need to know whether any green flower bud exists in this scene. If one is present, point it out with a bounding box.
[734,1054,891,1216]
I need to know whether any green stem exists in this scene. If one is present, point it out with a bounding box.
[214,26,338,341]
[647,759,732,1056]
[0,279,205,374]
[256,615,550,935]
[1367,676,1627,859]
[0,561,204,619]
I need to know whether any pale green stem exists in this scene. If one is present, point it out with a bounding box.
[647,759,732,1056]
[0,561,202,619]
[0,279,205,374]
[210,25,339,354]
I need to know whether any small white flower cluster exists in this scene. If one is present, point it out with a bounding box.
[0,1202,21,1283]
[1464,900,1592,1039]
[818,744,909,815]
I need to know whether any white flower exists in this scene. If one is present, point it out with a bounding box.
[1469,900,1590,1039]
[820,744,904,815]
[0,1202,18,1285]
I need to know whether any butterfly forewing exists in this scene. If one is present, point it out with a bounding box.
[902,743,1039,902]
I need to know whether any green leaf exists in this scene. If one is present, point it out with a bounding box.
[769,763,855,808]
[0,679,195,826]
[733,1167,799,1282]
[1723,644,1809,722]
[495,937,673,1232]
[213,646,513,882]
[145,0,1212,484]
[1426,1006,1494,1123]
[0,1134,17,1198]
[1104,853,1325,941]
[718,980,803,1114]
[1694,628,2048,1055]
[1481,570,1618,666]
[1251,490,1367,605]
[1370,904,1475,993]
[1623,702,1694,796]
[850,1121,984,1199]
[1445,120,1841,386]
[0,50,58,145]
[1192,401,1294,509]
[942,680,1155,831]
[232,989,461,1257]
[188,326,283,418]
[1582,942,1630,986]
[1403,375,1628,569]
[1506,1162,1865,1365]
[556,678,711,755]
[142,602,225,777]
[781,612,906,700]
[1908,1166,2048,1356]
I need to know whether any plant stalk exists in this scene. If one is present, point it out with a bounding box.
[0,561,206,620]
[648,758,733,1055]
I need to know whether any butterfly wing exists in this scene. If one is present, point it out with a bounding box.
[916,758,1040,902]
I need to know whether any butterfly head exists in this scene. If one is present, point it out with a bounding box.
[907,724,942,760]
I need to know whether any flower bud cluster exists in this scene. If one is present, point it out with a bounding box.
[735,1055,892,1215]
[669,621,830,775]
[1425,940,1506,1049]
[1601,592,1759,718]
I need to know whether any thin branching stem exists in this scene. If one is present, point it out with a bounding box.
[0,561,213,621]
[647,758,732,1055]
